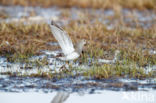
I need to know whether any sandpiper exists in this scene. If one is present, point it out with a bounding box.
[50,21,86,61]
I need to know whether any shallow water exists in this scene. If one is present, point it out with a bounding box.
[0,74,156,93]
[0,90,155,103]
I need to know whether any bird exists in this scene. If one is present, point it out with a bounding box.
[50,21,86,61]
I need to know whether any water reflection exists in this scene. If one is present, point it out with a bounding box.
[0,90,155,103]
[51,92,70,103]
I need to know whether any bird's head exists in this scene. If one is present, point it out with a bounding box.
[75,39,87,54]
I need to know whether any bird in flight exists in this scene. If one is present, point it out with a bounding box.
[50,21,86,61]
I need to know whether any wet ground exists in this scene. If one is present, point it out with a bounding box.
[0,49,155,93]
[0,6,156,29]
[0,5,156,103]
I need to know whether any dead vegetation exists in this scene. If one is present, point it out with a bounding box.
[0,0,156,10]
[0,20,155,65]
[0,23,58,61]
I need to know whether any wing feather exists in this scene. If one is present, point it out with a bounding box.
[50,23,75,56]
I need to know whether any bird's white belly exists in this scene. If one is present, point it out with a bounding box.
[58,52,79,61]
[65,52,80,61]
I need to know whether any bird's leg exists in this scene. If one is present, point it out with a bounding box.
[68,61,73,71]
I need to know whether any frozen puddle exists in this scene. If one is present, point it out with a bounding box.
[0,90,155,103]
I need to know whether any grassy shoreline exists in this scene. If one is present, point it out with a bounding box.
[0,21,155,79]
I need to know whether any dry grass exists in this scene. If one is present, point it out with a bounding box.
[0,20,155,65]
[66,20,156,65]
[0,23,58,61]
[0,0,156,10]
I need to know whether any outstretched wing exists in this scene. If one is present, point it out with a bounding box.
[50,21,75,56]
